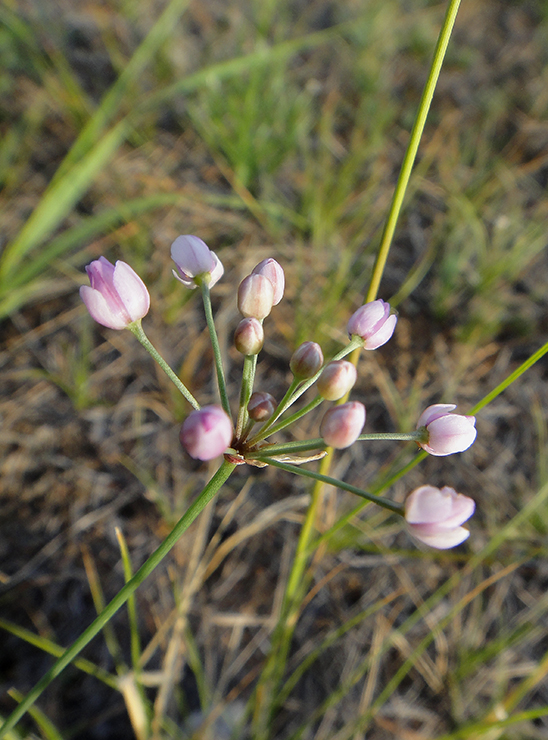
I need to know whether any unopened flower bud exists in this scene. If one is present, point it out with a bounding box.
[320,401,365,449]
[171,234,224,289]
[317,360,357,401]
[234,318,264,355]
[417,404,477,456]
[80,257,150,330]
[290,341,324,379]
[347,300,397,349]
[248,392,277,422]
[404,485,475,549]
[180,405,233,461]
[237,274,274,319]
[252,258,285,305]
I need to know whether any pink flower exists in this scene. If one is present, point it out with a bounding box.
[252,258,285,305]
[80,257,150,330]
[180,405,233,461]
[237,274,274,319]
[405,485,475,549]
[317,361,357,401]
[417,404,477,456]
[171,235,224,289]
[347,300,397,349]
[320,401,366,449]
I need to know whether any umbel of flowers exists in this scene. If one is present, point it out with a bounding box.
[80,236,477,550]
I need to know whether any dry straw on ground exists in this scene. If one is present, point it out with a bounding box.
[1,0,548,738]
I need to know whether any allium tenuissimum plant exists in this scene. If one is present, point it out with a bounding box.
[1,6,505,735]
[79,235,477,546]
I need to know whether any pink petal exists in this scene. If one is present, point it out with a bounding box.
[363,313,398,349]
[112,261,150,322]
[408,524,471,549]
[208,251,225,288]
[79,285,129,330]
[405,485,453,524]
[171,235,215,278]
[417,404,456,428]
[426,415,477,455]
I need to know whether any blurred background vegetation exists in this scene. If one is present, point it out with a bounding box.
[1,0,548,738]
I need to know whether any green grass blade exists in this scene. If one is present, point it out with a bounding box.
[0,119,130,282]
[81,545,126,673]
[49,0,191,184]
[2,193,185,293]
[365,0,462,303]
[0,618,118,689]
[288,478,548,740]
[0,461,236,739]
[0,20,352,291]
[115,528,141,672]
[7,690,64,740]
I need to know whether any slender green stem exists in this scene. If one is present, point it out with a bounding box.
[357,431,425,443]
[249,377,302,442]
[0,618,118,690]
[365,0,462,304]
[0,461,236,739]
[252,7,463,735]
[236,354,258,438]
[258,396,324,441]
[129,322,200,410]
[337,338,548,508]
[255,431,425,457]
[261,459,404,515]
[200,282,230,415]
[470,339,548,415]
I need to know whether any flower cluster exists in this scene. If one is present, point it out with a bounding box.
[80,237,478,549]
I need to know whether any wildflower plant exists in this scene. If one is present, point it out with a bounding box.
[77,238,476,528]
[3,1,548,738]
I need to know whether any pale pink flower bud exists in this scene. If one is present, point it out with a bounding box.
[252,258,285,305]
[417,404,477,456]
[80,256,150,330]
[180,405,233,461]
[320,401,366,449]
[347,300,397,349]
[237,274,274,319]
[248,392,277,422]
[234,318,264,355]
[317,360,357,401]
[171,234,224,289]
[290,341,324,379]
[404,485,475,549]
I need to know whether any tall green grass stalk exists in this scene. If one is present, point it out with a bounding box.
[0,461,236,738]
[250,2,462,735]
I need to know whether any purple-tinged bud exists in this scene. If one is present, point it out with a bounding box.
[80,257,150,330]
[417,404,477,456]
[347,300,397,349]
[237,274,274,319]
[290,341,324,379]
[404,485,475,549]
[171,234,224,289]
[180,405,233,461]
[317,360,357,401]
[252,258,285,305]
[234,318,264,355]
[248,392,277,422]
[320,401,365,449]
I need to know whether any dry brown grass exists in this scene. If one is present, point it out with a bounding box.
[1,0,548,738]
